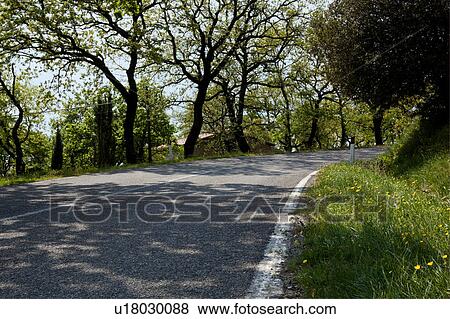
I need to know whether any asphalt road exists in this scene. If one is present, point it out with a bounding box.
[0,148,382,298]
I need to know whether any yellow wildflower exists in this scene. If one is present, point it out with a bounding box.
[427,261,433,266]
[302,259,308,264]
[414,265,421,270]
[442,255,448,259]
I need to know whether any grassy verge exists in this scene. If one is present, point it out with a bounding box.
[289,121,449,298]
[0,151,262,187]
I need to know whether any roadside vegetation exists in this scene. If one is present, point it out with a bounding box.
[289,121,449,298]
[3,0,445,183]
[0,0,447,301]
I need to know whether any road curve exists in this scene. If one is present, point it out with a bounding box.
[0,148,382,298]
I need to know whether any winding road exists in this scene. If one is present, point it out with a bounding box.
[0,148,382,298]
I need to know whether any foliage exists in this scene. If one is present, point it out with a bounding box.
[311,0,449,119]
[59,92,97,168]
[0,0,162,163]
[290,122,450,298]
[0,68,52,176]
[95,92,115,167]
[0,0,444,191]
[160,0,303,157]
[134,81,175,162]
[57,83,174,168]
[378,120,450,196]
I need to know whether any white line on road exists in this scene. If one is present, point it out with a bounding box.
[246,170,318,299]
[283,170,318,213]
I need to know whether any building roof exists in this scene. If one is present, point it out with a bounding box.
[175,133,214,145]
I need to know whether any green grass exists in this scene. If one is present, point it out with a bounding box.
[0,150,262,187]
[289,121,450,298]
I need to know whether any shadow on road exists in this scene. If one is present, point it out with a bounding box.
[0,148,384,298]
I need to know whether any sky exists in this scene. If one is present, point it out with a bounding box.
[22,0,328,136]
[27,59,184,136]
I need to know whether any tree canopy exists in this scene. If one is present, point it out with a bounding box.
[310,0,448,124]
[0,0,446,176]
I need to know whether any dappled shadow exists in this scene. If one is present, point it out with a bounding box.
[0,180,291,298]
[0,148,384,298]
[0,148,384,219]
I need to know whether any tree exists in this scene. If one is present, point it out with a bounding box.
[0,65,25,174]
[335,91,349,148]
[293,52,335,149]
[58,83,174,168]
[182,86,236,155]
[0,61,51,175]
[60,94,97,168]
[135,81,174,163]
[311,0,449,144]
[161,0,271,157]
[0,0,161,163]
[95,92,115,167]
[214,0,301,153]
[51,128,63,170]
[278,64,295,152]
[250,55,299,152]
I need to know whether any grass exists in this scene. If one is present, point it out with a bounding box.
[0,150,262,187]
[289,121,450,298]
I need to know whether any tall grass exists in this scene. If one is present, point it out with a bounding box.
[290,122,449,298]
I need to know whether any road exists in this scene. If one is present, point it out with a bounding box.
[0,148,382,298]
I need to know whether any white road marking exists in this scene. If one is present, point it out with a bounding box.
[246,170,318,299]
[283,170,318,213]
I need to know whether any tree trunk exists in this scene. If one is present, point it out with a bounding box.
[124,92,138,163]
[339,103,347,148]
[146,106,153,163]
[280,83,292,152]
[12,118,25,175]
[284,111,293,152]
[372,108,384,145]
[0,69,25,175]
[184,82,209,158]
[51,128,63,170]
[95,94,114,168]
[224,86,250,153]
[235,72,251,153]
[11,102,25,175]
[307,102,320,149]
[137,141,145,162]
[123,48,139,164]
[234,126,250,153]
[307,118,318,149]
